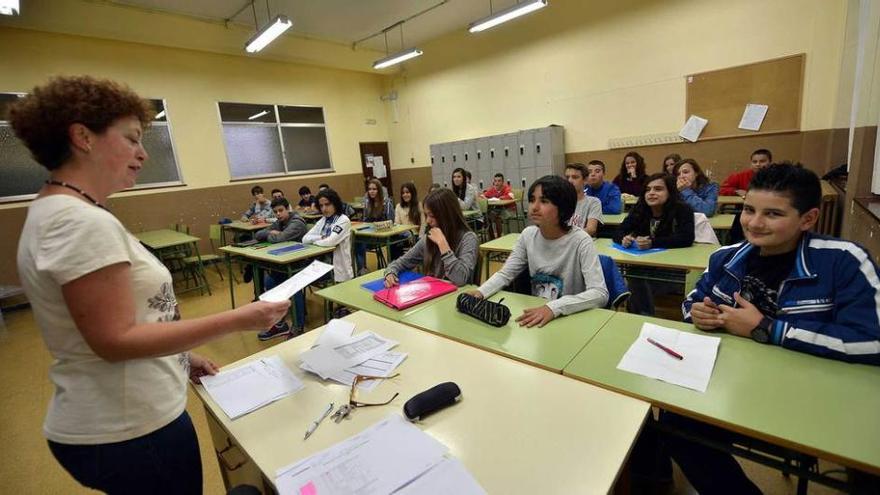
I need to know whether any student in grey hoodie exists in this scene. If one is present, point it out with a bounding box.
[469,175,608,327]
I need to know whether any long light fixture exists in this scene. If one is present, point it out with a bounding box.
[373,48,424,69]
[154,110,166,120]
[468,0,548,33]
[245,15,292,53]
[0,0,20,16]
[248,110,270,120]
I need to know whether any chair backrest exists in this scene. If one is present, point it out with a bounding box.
[477,198,489,214]
[598,255,631,310]
[209,224,223,242]
[693,212,719,244]
[512,188,523,201]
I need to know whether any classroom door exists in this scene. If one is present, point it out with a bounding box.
[359,142,392,200]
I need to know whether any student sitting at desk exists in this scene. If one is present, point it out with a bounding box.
[255,198,309,341]
[480,173,516,239]
[303,188,354,283]
[390,182,426,259]
[659,163,880,494]
[241,185,274,224]
[467,175,608,327]
[564,163,603,237]
[270,188,284,200]
[355,178,394,275]
[662,153,682,176]
[612,151,648,197]
[298,185,317,210]
[614,173,694,315]
[719,148,772,196]
[674,158,719,217]
[384,188,478,288]
[585,160,623,214]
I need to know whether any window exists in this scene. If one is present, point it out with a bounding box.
[218,102,333,179]
[0,94,184,203]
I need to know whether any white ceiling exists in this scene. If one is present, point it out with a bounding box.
[109,0,496,52]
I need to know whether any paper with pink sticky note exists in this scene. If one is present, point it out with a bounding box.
[299,481,317,495]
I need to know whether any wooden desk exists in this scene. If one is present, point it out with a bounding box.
[351,223,418,269]
[193,311,650,493]
[403,288,616,373]
[135,229,210,295]
[315,270,460,322]
[563,312,880,477]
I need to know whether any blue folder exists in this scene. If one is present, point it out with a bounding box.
[267,243,307,256]
[610,243,667,256]
[360,271,424,292]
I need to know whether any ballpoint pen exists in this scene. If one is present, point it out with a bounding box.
[304,402,334,440]
[647,337,684,360]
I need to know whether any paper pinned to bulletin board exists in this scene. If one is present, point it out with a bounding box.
[364,154,374,168]
[372,156,387,179]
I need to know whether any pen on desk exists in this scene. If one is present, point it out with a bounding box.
[304,402,334,440]
[647,337,684,360]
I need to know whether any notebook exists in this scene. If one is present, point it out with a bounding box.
[373,276,457,310]
[267,243,307,256]
[361,271,424,293]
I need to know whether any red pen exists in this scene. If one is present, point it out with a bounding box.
[647,337,684,360]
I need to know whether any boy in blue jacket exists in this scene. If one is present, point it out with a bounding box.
[664,162,880,494]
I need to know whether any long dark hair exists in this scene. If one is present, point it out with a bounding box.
[626,173,682,236]
[673,158,710,190]
[663,153,682,174]
[364,178,385,219]
[399,182,421,226]
[451,167,467,200]
[616,151,647,182]
[422,188,470,276]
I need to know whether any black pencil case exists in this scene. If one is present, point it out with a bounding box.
[456,293,511,327]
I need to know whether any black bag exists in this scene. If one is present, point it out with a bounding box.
[456,293,511,327]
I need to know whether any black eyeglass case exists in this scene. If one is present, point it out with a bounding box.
[403,382,462,422]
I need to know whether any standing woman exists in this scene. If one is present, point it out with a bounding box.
[662,153,682,176]
[10,76,288,494]
[674,158,719,217]
[384,188,478,287]
[390,182,425,259]
[613,151,648,196]
[355,178,394,274]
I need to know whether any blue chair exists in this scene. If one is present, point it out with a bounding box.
[599,254,630,310]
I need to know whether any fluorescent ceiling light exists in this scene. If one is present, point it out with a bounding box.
[373,47,424,70]
[248,110,270,120]
[154,110,166,120]
[0,0,20,16]
[245,15,292,53]
[468,0,548,33]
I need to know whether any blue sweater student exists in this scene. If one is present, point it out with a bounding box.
[584,160,622,214]
[663,163,880,495]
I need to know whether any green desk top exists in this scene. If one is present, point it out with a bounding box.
[314,271,460,322]
[709,213,736,230]
[563,313,880,473]
[462,209,483,218]
[480,234,717,272]
[223,221,266,232]
[219,241,333,264]
[480,233,519,253]
[602,213,627,226]
[402,288,616,373]
[717,195,745,205]
[134,229,200,250]
[351,223,417,238]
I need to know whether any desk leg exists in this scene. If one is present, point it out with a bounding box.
[192,242,212,296]
[226,254,236,309]
[483,251,489,282]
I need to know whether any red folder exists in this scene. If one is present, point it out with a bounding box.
[373,276,458,310]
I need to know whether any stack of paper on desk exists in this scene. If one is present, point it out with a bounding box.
[617,323,721,393]
[200,356,304,419]
[275,414,485,495]
[301,320,407,391]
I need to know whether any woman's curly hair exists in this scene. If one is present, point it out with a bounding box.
[7,76,155,170]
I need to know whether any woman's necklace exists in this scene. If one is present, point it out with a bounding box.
[45,179,106,210]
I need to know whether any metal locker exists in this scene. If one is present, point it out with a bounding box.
[475,137,491,174]
[462,139,477,175]
[439,142,452,169]
[451,141,464,170]
[489,135,505,177]
[501,133,519,171]
[535,166,553,181]
[532,127,553,169]
[517,129,535,169]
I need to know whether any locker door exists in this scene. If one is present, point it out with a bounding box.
[535,165,553,181]
[517,129,535,169]
[451,141,464,170]
[533,127,553,169]
[462,139,477,174]
[489,135,505,177]
[502,133,519,170]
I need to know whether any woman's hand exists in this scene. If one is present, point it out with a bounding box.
[635,236,653,250]
[621,234,635,248]
[384,273,399,288]
[677,176,692,191]
[427,227,451,254]
[234,300,291,331]
[188,352,219,384]
[465,290,484,299]
[516,305,555,328]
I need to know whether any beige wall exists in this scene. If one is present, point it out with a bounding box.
[386,0,848,169]
[0,27,390,208]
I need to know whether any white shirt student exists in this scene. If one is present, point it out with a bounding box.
[303,189,354,282]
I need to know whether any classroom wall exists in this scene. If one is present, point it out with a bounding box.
[384,0,848,169]
[0,27,392,285]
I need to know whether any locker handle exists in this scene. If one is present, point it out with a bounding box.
[464,153,468,161]
[520,145,524,156]
[441,156,445,163]
[490,149,495,158]
[431,157,434,164]
[504,148,509,157]
[477,151,481,160]
[453,154,456,162]
[536,143,541,154]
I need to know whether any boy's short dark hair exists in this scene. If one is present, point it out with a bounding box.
[298,186,311,196]
[528,175,577,230]
[270,197,290,209]
[251,185,263,196]
[318,183,329,190]
[270,188,283,196]
[587,160,606,173]
[752,148,773,161]
[494,173,504,180]
[565,163,590,179]
[748,162,821,213]
[316,188,344,215]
